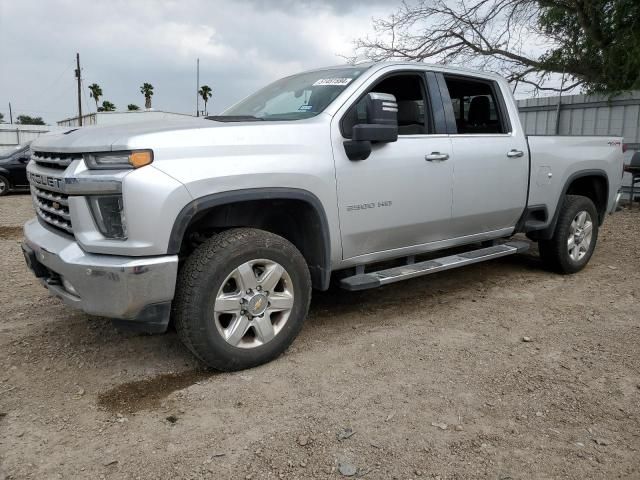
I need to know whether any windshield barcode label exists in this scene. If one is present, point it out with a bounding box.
[313,78,353,86]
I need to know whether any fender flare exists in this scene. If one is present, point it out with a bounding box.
[536,169,609,240]
[167,187,332,290]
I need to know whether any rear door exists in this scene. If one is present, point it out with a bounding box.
[438,74,529,237]
[331,69,455,260]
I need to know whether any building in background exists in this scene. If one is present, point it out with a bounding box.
[57,110,195,127]
[0,124,64,155]
[517,91,640,196]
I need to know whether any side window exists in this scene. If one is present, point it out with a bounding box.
[342,73,432,138]
[443,76,508,134]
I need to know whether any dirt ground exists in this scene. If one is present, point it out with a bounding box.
[0,193,639,480]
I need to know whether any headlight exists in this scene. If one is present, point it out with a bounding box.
[83,150,153,170]
[88,195,127,239]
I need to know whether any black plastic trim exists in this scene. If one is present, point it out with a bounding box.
[434,73,458,134]
[167,188,332,290]
[425,72,448,134]
[515,204,549,233]
[111,302,172,334]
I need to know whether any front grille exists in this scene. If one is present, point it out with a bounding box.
[29,149,78,235]
[32,151,83,170]
[31,186,73,234]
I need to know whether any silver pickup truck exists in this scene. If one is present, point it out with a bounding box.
[22,62,623,370]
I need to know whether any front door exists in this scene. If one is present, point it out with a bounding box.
[332,71,454,260]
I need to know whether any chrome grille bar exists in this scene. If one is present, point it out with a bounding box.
[32,151,83,169]
[33,197,71,220]
[32,187,69,206]
[34,208,74,234]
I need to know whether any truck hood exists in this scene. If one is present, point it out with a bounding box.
[30,115,330,154]
[31,118,214,153]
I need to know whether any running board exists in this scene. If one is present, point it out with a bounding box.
[340,241,530,291]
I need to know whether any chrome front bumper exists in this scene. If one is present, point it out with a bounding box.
[22,218,178,331]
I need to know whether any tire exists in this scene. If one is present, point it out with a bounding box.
[0,176,9,196]
[173,228,311,371]
[538,195,599,274]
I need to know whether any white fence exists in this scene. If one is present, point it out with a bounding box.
[0,124,63,155]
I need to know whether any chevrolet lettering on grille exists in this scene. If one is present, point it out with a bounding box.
[29,172,65,192]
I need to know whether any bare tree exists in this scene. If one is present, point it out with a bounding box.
[350,0,606,94]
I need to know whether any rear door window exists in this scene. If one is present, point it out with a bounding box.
[443,76,509,134]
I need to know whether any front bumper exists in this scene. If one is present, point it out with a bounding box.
[22,218,178,332]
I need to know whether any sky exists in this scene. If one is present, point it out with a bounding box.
[0,0,392,124]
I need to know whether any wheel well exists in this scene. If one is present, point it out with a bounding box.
[177,198,330,290]
[565,175,608,224]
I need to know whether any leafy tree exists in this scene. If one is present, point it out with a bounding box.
[352,0,640,94]
[140,83,154,109]
[98,101,116,112]
[16,115,45,125]
[199,85,213,115]
[0,112,4,123]
[88,83,103,111]
[127,104,140,111]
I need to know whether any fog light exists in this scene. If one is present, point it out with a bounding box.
[62,277,79,296]
[88,195,127,239]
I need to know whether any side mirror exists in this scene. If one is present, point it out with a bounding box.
[344,92,399,161]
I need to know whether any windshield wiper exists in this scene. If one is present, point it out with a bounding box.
[205,115,264,122]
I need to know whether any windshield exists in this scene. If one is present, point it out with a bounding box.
[217,67,367,121]
[0,146,28,162]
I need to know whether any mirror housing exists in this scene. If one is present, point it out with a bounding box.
[344,92,398,161]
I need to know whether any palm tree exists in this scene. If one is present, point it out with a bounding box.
[127,104,140,111]
[199,85,213,116]
[140,83,154,109]
[98,101,116,112]
[88,83,103,112]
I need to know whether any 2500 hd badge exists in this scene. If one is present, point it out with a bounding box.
[346,200,393,212]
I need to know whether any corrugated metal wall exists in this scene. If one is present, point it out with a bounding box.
[517,91,640,147]
[517,91,640,193]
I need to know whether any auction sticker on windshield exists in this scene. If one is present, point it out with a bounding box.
[313,78,353,86]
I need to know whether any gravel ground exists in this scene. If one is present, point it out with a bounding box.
[0,193,639,480]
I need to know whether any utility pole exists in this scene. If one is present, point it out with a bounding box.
[196,58,200,117]
[75,53,83,126]
[8,102,13,124]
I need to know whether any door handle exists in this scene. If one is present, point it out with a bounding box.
[507,149,524,158]
[425,152,449,162]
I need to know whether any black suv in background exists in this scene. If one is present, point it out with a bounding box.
[0,145,30,196]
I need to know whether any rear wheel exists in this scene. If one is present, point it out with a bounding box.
[0,176,9,196]
[173,228,311,371]
[538,195,599,274]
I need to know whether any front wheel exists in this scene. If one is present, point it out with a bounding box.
[173,228,311,371]
[538,195,599,274]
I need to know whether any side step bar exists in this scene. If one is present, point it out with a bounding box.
[340,241,530,291]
